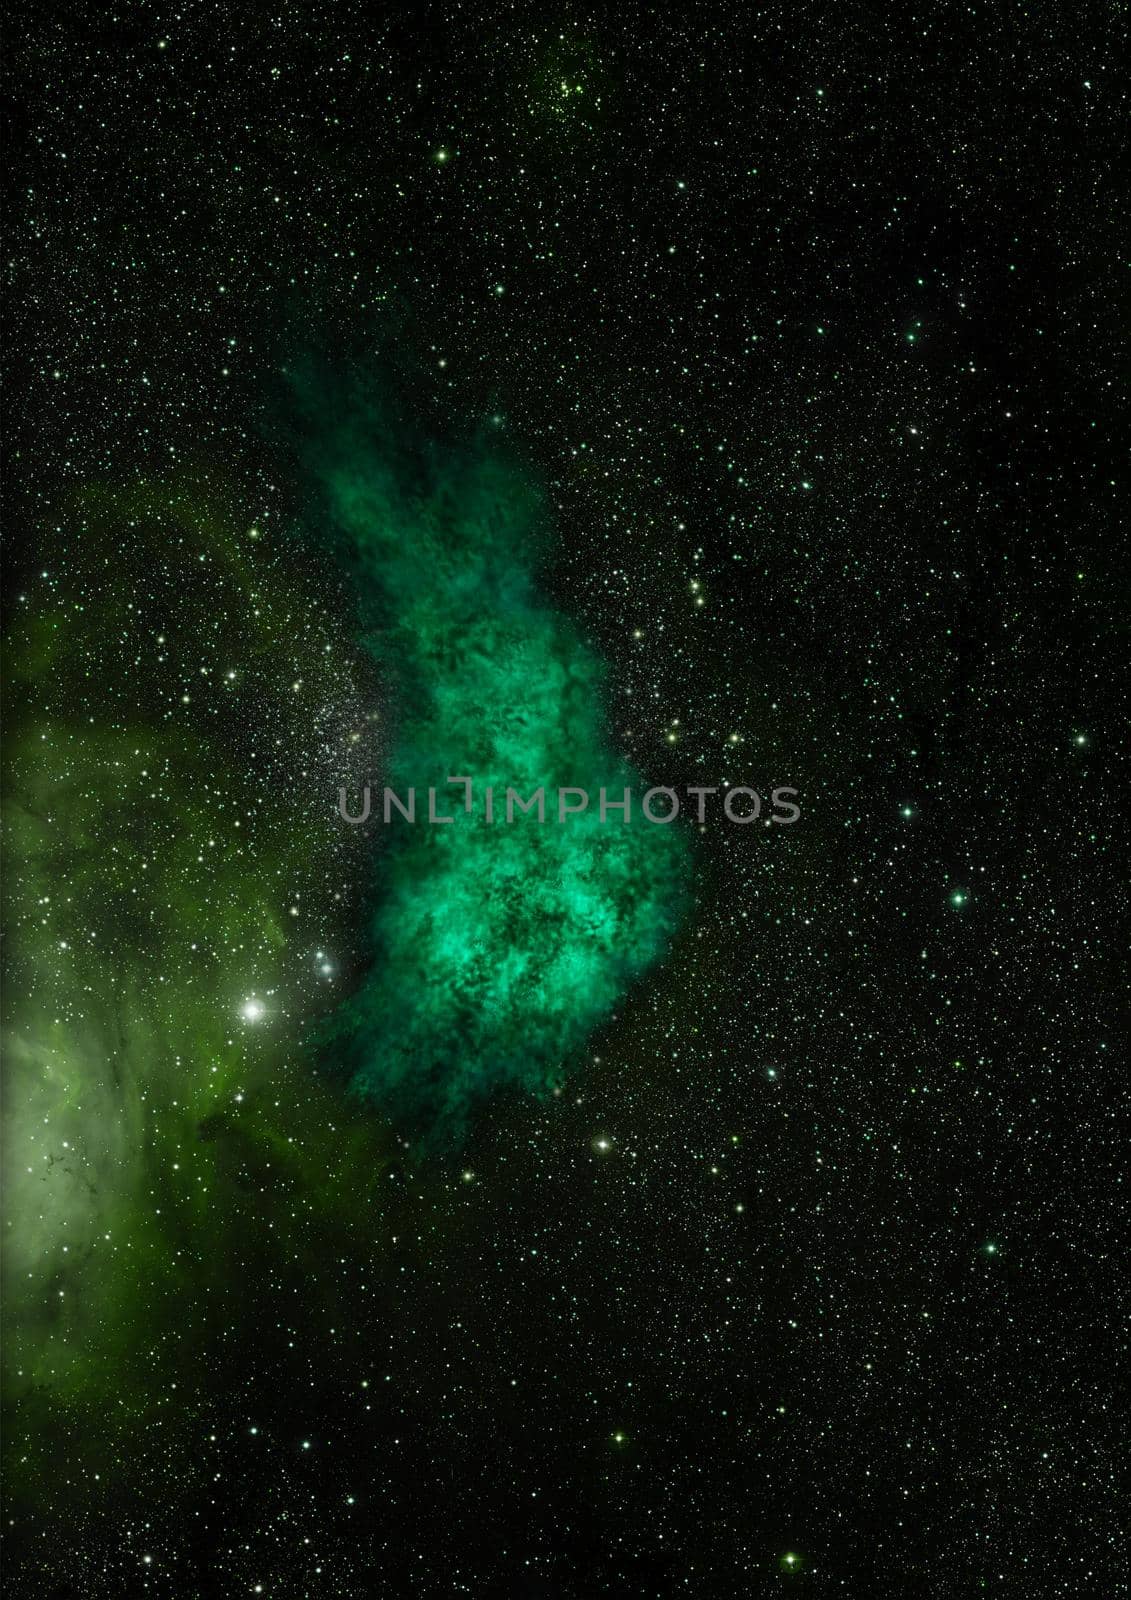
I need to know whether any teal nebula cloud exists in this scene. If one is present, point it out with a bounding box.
[303,378,692,1134]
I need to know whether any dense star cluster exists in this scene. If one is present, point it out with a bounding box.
[2,3,1127,1597]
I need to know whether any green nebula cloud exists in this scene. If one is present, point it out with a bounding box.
[1,390,689,1505]
[1,475,386,1484]
[303,377,692,1135]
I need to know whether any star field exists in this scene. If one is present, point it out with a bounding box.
[3,3,1128,1596]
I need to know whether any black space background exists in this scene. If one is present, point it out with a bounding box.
[3,3,1129,1596]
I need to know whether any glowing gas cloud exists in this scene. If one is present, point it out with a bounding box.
[301,373,692,1135]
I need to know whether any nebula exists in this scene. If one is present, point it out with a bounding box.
[0,475,378,1463]
[1,393,691,1475]
[301,373,692,1136]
